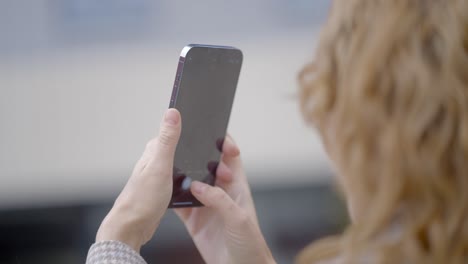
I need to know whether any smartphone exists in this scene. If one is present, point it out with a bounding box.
[168,44,243,208]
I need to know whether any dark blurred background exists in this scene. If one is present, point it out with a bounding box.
[0,1,348,263]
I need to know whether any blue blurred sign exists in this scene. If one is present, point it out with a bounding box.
[50,0,157,42]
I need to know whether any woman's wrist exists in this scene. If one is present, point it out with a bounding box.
[96,209,145,252]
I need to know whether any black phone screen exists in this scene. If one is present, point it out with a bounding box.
[169,45,242,207]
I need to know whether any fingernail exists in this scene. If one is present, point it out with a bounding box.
[165,108,179,125]
[192,181,207,194]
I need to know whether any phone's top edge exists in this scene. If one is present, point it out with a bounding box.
[187,44,239,49]
[180,46,192,57]
[180,44,241,57]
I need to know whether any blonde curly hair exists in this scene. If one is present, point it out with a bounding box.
[297,0,468,263]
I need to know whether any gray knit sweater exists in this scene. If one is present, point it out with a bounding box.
[86,241,147,264]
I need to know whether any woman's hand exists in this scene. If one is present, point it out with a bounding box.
[175,135,276,264]
[95,108,181,252]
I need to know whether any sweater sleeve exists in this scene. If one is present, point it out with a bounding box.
[86,240,147,264]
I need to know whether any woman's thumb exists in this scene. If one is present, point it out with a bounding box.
[191,181,241,221]
[146,108,182,169]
